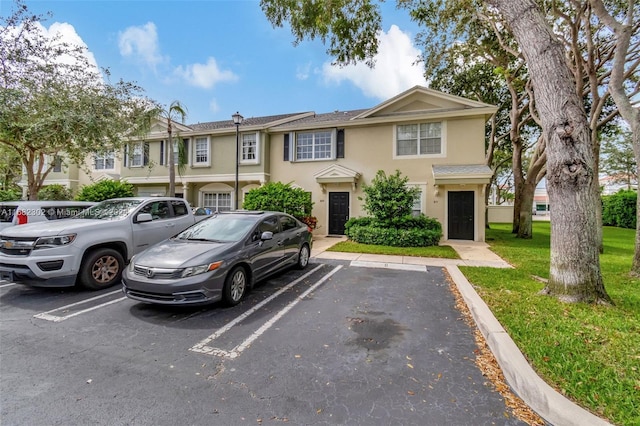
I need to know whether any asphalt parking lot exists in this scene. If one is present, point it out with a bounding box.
[0,260,526,426]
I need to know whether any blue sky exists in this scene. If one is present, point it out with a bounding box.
[1,0,428,125]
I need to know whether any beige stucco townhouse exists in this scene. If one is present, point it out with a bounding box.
[25,86,497,242]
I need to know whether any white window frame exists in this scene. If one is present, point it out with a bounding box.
[94,151,115,171]
[202,192,232,212]
[193,136,210,166]
[393,121,446,159]
[408,183,427,216]
[130,142,144,167]
[240,132,260,164]
[412,189,423,216]
[293,129,336,162]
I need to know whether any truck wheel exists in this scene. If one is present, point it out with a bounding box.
[223,266,247,306]
[79,248,125,290]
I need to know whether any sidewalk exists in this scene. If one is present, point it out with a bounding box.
[309,234,611,426]
[311,235,512,268]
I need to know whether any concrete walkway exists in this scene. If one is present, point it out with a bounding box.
[310,235,611,426]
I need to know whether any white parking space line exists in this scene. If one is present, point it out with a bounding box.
[33,289,126,322]
[191,264,342,358]
[0,282,17,289]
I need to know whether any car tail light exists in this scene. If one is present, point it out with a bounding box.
[16,211,27,225]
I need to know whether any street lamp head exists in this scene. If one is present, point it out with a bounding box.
[232,111,244,125]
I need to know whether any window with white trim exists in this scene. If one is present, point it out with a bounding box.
[203,192,232,212]
[194,137,209,165]
[412,190,423,216]
[131,142,144,167]
[396,122,442,156]
[94,151,115,170]
[241,133,258,163]
[295,130,334,161]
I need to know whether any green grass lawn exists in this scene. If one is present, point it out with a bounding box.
[328,225,639,424]
[462,222,640,426]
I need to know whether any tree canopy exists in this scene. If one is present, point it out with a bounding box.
[0,0,158,199]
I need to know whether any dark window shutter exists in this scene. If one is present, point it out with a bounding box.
[143,142,149,166]
[183,138,189,164]
[283,133,290,161]
[337,129,345,158]
[160,140,164,165]
[123,145,129,167]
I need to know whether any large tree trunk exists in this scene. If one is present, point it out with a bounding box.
[487,0,611,304]
[511,143,524,233]
[516,136,547,239]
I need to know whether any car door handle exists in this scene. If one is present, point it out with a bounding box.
[165,222,175,228]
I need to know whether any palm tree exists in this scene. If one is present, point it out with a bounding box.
[157,101,188,197]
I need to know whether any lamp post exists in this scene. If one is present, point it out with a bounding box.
[232,111,244,210]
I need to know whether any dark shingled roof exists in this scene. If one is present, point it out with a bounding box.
[188,112,311,131]
[270,109,369,129]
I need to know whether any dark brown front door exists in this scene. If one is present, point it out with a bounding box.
[329,192,349,235]
[448,191,474,240]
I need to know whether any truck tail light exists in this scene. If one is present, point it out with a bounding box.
[16,211,27,225]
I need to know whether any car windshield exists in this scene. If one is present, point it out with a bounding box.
[175,214,256,242]
[74,199,142,220]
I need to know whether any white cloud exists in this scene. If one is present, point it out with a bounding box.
[321,25,425,99]
[296,62,311,80]
[36,22,99,69]
[118,22,166,69]
[173,57,238,89]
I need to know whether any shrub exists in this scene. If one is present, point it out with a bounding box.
[361,170,420,226]
[346,223,442,247]
[0,188,21,201]
[345,214,443,247]
[348,170,442,247]
[38,184,72,200]
[243,182,313,218]
[602,190,637,229]
[76,180,135,202]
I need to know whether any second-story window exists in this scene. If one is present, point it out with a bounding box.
[94,151,115,170]
[194,137,209,165]
[131,143,144,167]
[241,133,258,163]
[396,122,442,156]
[295,130,333,161]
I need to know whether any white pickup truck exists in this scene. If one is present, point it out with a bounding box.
[0,197,207,290]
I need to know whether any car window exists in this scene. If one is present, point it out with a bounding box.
[279,215,299,231]
[258,216,280,234]
[140,201,171,220]
[176,215,256,242]
[170,200,189,217]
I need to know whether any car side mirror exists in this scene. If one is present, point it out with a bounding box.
[261,231,273,241]
[136,213,153,223]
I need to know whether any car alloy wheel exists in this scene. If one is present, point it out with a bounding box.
[224,266,247,306]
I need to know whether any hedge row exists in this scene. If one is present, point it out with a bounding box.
[344,215,443,247]
[602,190,637,229]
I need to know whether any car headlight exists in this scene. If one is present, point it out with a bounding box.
[128,256,136,272]
[181,261,223,278]
[34,234,76,248]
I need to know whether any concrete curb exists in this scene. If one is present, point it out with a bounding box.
[446,265,612,426]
